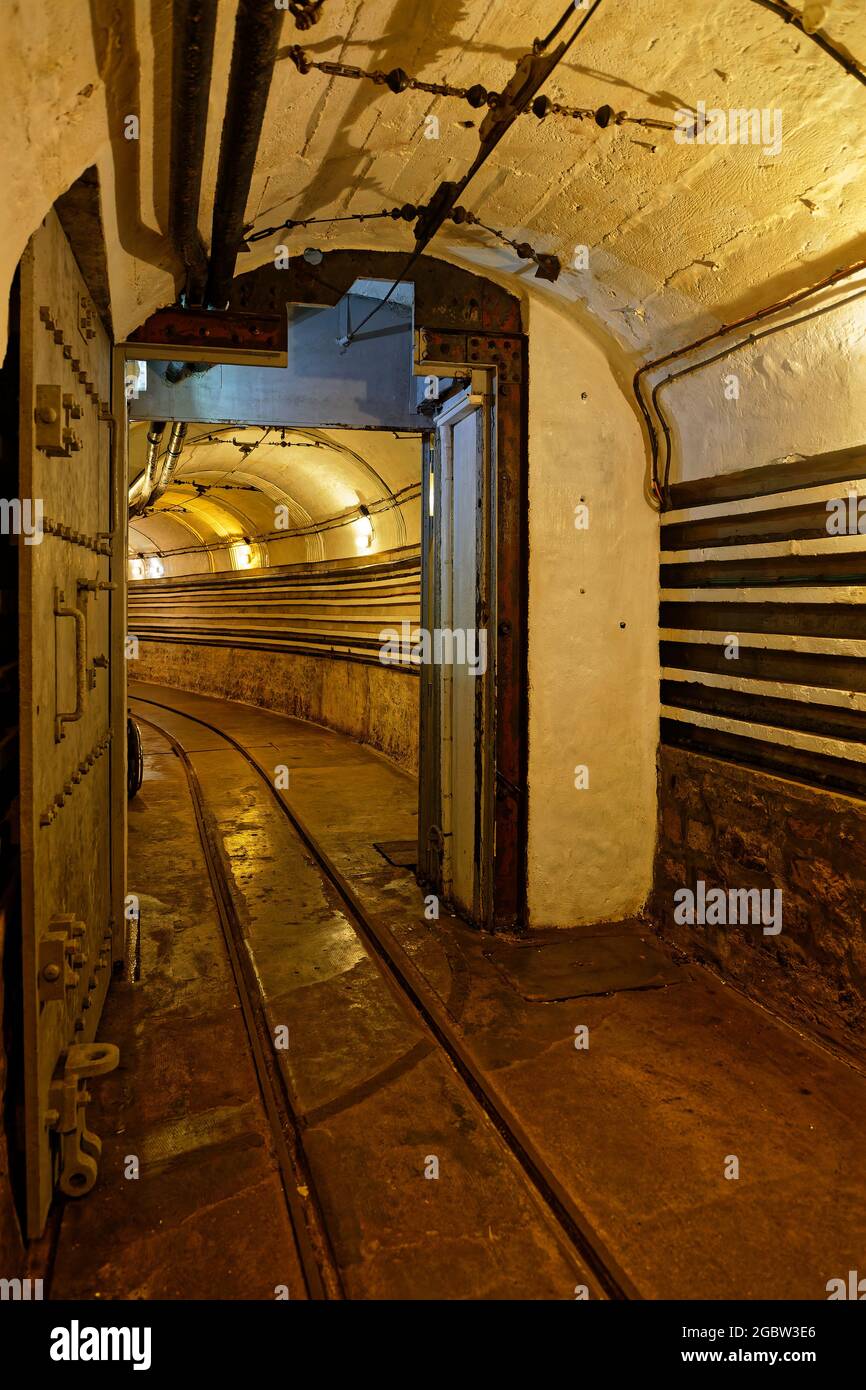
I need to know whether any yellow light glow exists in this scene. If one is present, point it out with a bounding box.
[129,557,145,580]
[232,542,254,570]
[146,555,164,578]
[355,514,373,551]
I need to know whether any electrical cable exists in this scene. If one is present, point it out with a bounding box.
[750,0,866,86]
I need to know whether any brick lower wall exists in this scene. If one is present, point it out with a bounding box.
[132,642,420,774]
[653,745,866,1064]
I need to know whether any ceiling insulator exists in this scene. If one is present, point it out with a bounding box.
[289,0,325,30]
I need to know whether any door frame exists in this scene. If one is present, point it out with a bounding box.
[111,313,292,962]
[419,374,496,927]
[414,328,527,931]
[121,255,530,932]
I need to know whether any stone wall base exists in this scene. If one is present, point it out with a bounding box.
[133,643,419,774]
[653,745,866,1065]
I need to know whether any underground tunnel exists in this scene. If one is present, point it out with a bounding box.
[1,0,866,1353]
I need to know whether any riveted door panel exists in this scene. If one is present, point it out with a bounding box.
[19,211,118,1236]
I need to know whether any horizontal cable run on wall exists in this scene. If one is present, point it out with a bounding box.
[128,550,421,670]
[135,482,421,556]
[658,443,866,799]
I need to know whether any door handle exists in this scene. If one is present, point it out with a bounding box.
[54,586,87,742]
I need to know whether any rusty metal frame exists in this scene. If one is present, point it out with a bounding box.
[416,326,527,931]
[127,306,287,364]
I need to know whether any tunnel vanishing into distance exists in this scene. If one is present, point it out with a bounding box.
[1,0,866,1339]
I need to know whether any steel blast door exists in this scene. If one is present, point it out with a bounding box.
[419,381,494,924]
[19,211,121,1236]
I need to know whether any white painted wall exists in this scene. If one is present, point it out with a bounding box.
[524,295,659,926]
[663,274,866,483]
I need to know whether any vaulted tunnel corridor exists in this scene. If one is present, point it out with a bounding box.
[2,0,866,1351]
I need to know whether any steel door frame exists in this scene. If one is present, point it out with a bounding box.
[418,374,496,927]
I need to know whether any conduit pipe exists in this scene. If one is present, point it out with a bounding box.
[651,283,866,500]
[750,0,866,87]
[150,422,189,505]
[169,0,218,304]
[204,0,284,310]
[128,421,167,515]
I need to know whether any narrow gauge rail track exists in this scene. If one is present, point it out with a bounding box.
[134,711,341,1302]
[132,692,640,1302]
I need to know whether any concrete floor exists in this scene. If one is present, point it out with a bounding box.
[49,681,866,1300]
[51,719,309,1300]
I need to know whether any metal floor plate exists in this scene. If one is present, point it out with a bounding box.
[485,928,682,1001]
[373,840,417,868]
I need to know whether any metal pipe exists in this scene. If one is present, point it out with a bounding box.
[204,0,284,309]
[129,421,167,514]
[150,422,189,505]
[169,0,218,305]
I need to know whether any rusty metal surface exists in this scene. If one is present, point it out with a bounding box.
[128,306,287,355]
[204,0,284,309]
[233,250,521,333]
[493,364,528,931]
[168,0,217,303]
[414,326,528,930]
[416,327,524,384]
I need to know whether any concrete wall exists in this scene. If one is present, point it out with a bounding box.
[133,642,419,773]
[525,295,659,926]
[664,274,866,484]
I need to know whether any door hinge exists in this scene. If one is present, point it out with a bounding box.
[38,915,87,1003]
[45,1042,120,1197]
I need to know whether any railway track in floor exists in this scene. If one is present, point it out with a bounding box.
[134,711,340,1301]
[131,692,640,1302]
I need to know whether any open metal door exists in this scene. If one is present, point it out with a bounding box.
[418,376,495,925]
[18,211,122,1237]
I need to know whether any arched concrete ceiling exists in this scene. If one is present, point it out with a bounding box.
[246,0,866,355]
[1,1,864,361]
[128,420,421,574]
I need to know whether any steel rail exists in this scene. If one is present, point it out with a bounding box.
[135,712,343,1302]
[132,692,641,1301]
